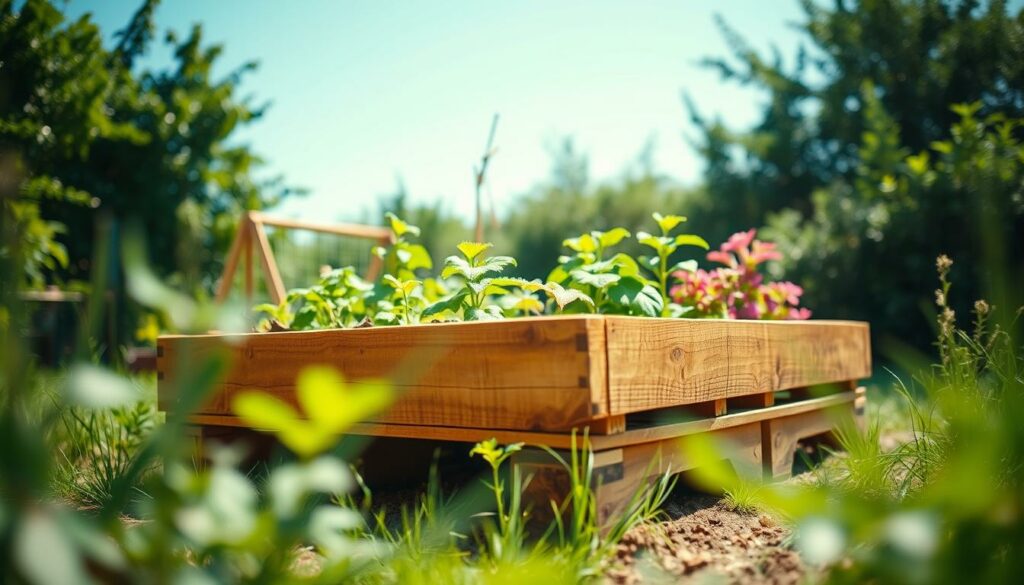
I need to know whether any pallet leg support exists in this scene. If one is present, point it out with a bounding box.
[515,422,764,530]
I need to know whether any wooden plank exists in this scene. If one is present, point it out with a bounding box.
[605,317,871,415]
[593,422,763,525]
[160,316,869,432]
[364,236,390,282]
[215,217,249,303]
[243,221,254,301]
[250,220,286,304]
[159,316,606,432]
[589,415,626,435]
[250,211,393,241]
[762,393,860,480]
[516,423,763,528]
[730,391,775,410]
[182,387,862,451]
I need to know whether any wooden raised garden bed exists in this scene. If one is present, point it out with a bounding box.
[157,315,871,523]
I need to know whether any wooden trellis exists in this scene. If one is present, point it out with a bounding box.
[215,211,393,305]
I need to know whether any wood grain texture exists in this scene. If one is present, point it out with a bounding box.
[605,317,871,415]
[182,388,863,451]
[159,316,606,431]
[762,389,862,479]
[516,423,763,528]
[249,211,393,241]
[160,316,870,432]
[250,220,286,304]
[214,219,247,302]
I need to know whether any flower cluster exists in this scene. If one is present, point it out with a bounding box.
[670,229,810,320]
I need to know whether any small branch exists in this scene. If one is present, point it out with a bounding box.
[474,113,500,242]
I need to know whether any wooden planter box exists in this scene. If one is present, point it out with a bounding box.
[159,315,871,524]
[158,315,870,433]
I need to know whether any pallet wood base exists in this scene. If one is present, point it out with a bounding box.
[186,387,865,527]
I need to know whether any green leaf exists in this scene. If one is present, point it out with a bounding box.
[403,243,433,271]
[674,234,710,249]
[291,306,317,330]
[608,276,663,316]
[636,231,672,251]
[543,282,595,310]
[457,241,492,260]
[652,212,686,234]
[481,255,518,271]
[373,311,398,324]
[562,233,597,253]
[440,256,471,279]
[386,212,420,238]
[569,269,621,289]
[546,256,585,284]
[298,367,394,433]
[638,255,659,271]
[508,295,544,314]
[383,274,420,296]
[465,305,504,321]
[234,393,302,432]
[666,303,694,318]
[491,276,545,291]
[597,227,631,249]
[669,259,699,273]
[423,292,467,317]
[608,252,642,276]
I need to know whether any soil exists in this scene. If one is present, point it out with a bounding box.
[605,493,810,585]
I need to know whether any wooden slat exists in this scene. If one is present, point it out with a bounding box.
[159,316,870,433]
[181,388,863,451]
[159,316,605,432]
[516,422,764,528]
[604,317,871,415]
[249,211,393,241]
[730,391,775,409]
[215,218,248,303]
[250,220,286,304]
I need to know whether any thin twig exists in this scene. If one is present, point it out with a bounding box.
[474,113,500,242]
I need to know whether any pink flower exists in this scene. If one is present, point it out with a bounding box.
[771,281,803,305]
[670,229,810,321]
[721,229,756,253]
[750,240,782,264]
[788,307,812,320]
[706,250,735,267]
[735,303,762,319]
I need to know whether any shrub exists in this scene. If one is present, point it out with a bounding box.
[670,228,810,320]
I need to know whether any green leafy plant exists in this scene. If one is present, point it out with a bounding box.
[636,212,708,317]
[376,274,426,325]
[233,366,394,459]
[255,266,373,331]
[424,242,520,321]
[374,212,433,280]
[548,227,651,315]
[470,438,525,550]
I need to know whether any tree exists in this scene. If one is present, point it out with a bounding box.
[691,0,1024,348]
[0,0,296,294]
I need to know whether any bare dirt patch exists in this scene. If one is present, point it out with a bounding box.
[605,494,810,584]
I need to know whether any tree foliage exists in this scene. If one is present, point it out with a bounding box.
[0,0,296,291]
[690,0,1024,347]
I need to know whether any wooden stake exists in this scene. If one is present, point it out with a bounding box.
[243,220,254,302]
[250,218,286,305]
[473,114,499,243]
[215,216,249,303]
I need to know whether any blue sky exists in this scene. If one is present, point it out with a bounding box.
[63,1,807,222]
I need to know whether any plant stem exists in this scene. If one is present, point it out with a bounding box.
[659,250,669,316]
[492,464,506,534]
